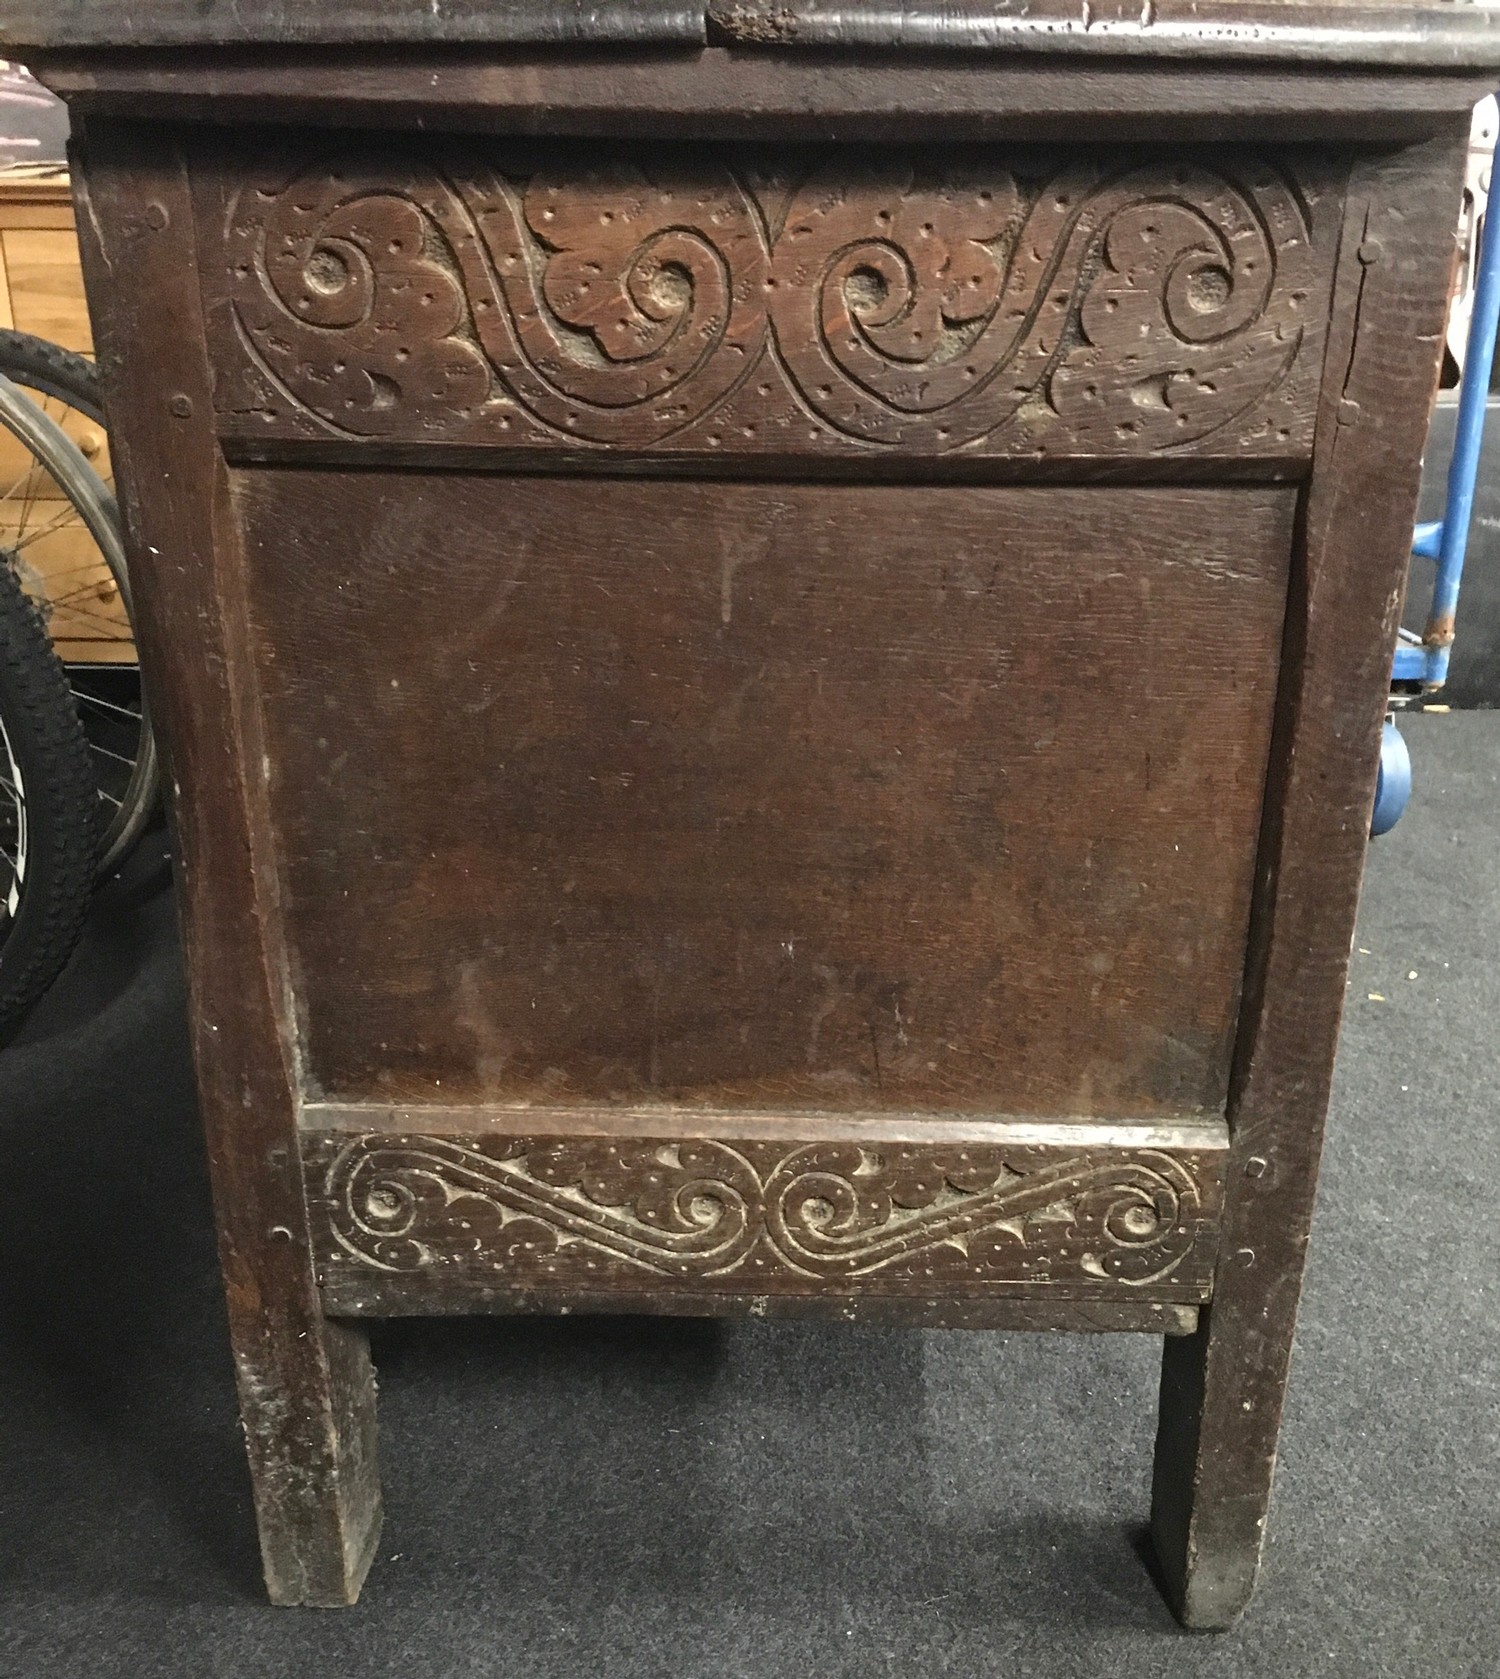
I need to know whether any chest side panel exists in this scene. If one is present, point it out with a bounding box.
[238,471,1291,1120]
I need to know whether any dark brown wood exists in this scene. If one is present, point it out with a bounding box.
[32,50,1494,144]
[5,1,705,51]
[70,121,382,1607]
[38,15,1471,1625]
[12,0,1500,67]
[303,1122,1227,1308]
[194,139,1339,471]
[1148,127,1467,1629]
[238,473,1289,1116]
[706,0,1500,66]
[325,1277,1202,1335]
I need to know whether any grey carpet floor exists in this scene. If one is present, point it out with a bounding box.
[0,711,1495,1678]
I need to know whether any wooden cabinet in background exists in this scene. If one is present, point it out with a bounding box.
[0,171,88,350]
[0,170,126,663]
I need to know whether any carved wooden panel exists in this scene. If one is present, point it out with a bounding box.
[200,142,1343,464]
[305,1130,1226,1306]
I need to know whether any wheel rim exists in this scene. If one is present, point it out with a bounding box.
[0,375,157,876]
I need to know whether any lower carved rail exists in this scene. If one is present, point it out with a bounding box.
[302,1114,1226,1329]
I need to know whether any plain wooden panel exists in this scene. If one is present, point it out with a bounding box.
[2,227,92,351]
[239,473,1292,1120]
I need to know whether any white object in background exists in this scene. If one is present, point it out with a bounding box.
[1447,95,1498,378]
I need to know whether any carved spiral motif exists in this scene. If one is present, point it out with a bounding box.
[1070,1156,1200,1283]
[499,164,767,420]
[229,156,767,444]
[769,160,1310,449]
[231,162,491,435]
[327,1136,760,1275]
[222,147,1324,457]
[323,1136,1203,1287]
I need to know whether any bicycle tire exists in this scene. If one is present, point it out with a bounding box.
[0,330,103,424]
[0,557,98,1040]
[0,369,159,878]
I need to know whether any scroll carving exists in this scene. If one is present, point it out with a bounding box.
[314,1133,1217,1294]
[213,145,1338,459]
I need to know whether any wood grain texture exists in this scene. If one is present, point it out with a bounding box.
[1149,128,1467,1630]
[4,0,705,50]
[303,1124,1227,1310]
[11,0,1500,66]
[0,227,91,350]
[0,172,75,234]
[320,1273,1201,1332]
[70,120,382,1608]
[32,51,1494,145]
[53,34,1468,1618]
[238,474,1290,1120]
[198,140,1339,468]
[707,0,1500,66]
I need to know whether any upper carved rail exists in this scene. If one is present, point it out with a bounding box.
[199,144,1344,465]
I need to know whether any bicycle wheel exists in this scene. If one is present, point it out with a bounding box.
[0,360,158,877]
[0,556,98,1039]
[0,331,103,423]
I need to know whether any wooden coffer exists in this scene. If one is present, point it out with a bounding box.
[33,4,1487,1626]
[234,144,1314,1318]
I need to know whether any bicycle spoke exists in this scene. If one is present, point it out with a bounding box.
[41,590,125,622]
[37,596,125,628]
[13,451,46,537]
[74,688,142,723]
[0,364,159,880]
[36,576,116,602]
[0,459,46,509]
[9,502,87,552]
[18,567,109,591]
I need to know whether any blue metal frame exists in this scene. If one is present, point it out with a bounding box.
[1393,149,1500,687]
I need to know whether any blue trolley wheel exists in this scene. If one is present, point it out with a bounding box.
[1370,719,1412,837]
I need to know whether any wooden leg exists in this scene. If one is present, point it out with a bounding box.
[1149,1297,1292,1628]
[1148,130,1472,1632]
[231,1313,382,1606]
[69,123,384,1607]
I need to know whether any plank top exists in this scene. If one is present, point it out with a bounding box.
[9,0,1500,67]
[3,2,706,53]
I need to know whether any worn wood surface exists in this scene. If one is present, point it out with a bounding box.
[71,121,382,1607]
[706,0,1500,65]
[1149,127,1467,1630]
[196,140,1339,471]
[303,1121,1227,1310]
[32,51,1494,143]
[320,1274,1200,1333]
[11,0,1500,66]
[49,19,1469,1614]
[239,474,1290,1118]
[4,1,705,51]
